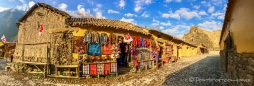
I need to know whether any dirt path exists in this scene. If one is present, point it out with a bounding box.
[0,54,226,86]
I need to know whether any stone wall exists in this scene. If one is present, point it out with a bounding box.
[220,47,254,86]
[220,50,227,72]
[14,7,68,63]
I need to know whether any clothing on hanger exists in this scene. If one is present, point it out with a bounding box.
[83,31,92,43]
[100,33,108,45]
[92,32,100,43]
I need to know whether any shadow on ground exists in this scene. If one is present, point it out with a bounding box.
[162,55,228,86]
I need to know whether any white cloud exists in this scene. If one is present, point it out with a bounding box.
[141,11,149,18]
[210,0,225,5]
[161,12,180,20]
[28,1,35,8]
[193,5,200,9]
[162,8,203,20]
[58,3,67,11]
[160,21,171,26]
[160,26,164,29]
[16,4,28,11]
[0,7,10,12]
[211,12,225,20]
[120,17,136,24]
[208,6,215,13]
[198,20,223,30]
[162,24,190,35]
[95,12,105,19]
[108,9,120,14]
[46,0,57,5]
[16,1,35,11]
[97,4,102,8]
[165,0,181,3]
[201,1,206,4]
[223,4,227,11]
[78,5,91,16]
[118,0,125,8]
[152,18,160,26]
[217,15,225,20]
[134,6,142,12]
[125,13,137,17]
[198,11,207,15]
[67,4,94,18]
[134,0,153,12]
[93,6,106,19]
[19,0,25,3]
[87,0,95,5]
[176,8,201,20]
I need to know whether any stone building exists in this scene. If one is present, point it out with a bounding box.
[220,0,254,86]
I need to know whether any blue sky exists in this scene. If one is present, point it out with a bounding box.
[0,0,227,38]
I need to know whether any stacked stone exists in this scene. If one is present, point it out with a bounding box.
[225,47,254,86]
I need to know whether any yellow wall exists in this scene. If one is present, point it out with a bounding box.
[181,44,187,57]
[221,0,254,53]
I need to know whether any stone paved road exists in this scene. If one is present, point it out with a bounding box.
[162,55,227,86]
[0,54,227,86]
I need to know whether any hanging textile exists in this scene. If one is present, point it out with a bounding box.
[109,33,116,44]
[73,37,87,53]
[83,64,89,75]
[102,44,113,55]
[90,64,97,76]
[110,62,117,73]
[88,43,101,55]
[137,37,141,47]
[92,32,100,43]
[131,36,137,45]
[140,37,145,47]
[97,63,104,75]
[83,31,92,43]
[104,63,111,75]
[100,33,108,45]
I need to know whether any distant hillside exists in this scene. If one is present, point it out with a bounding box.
[182,26,221,50]
[0,9,25,42]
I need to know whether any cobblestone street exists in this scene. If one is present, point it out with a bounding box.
[0,53,227,86]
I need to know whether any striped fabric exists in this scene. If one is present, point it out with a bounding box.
[110,63,117,73]
[97,64,104,75]
[83,64,90,75]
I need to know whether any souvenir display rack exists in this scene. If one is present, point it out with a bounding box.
[130,37,155,71]
[164,41,173,64]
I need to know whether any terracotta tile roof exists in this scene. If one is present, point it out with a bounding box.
[19,2,70,22]
[219,0,234,44]
[149,29,197,47]
[69,18,150,35]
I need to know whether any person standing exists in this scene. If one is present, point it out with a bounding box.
[10,54,13,62]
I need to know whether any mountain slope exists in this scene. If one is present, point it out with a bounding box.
[0,9,25,42]
[182,26,221,50]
